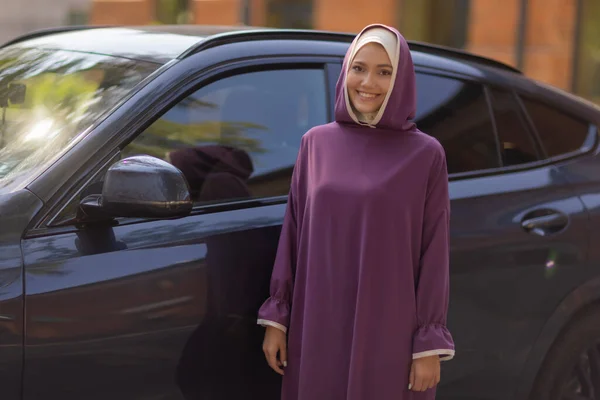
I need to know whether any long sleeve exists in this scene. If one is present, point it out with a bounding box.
[412,145,455,361]
[256,188,297,333]
[256,137,305,334]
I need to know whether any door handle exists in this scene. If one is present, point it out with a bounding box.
[521,212,569,236]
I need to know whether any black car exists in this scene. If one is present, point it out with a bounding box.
[0,24,599,400]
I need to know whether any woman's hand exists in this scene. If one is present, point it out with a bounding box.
[409,355,440,391]
[262,326,287,375]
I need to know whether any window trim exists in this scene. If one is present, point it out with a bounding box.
[513,92,550,160]
[42,150,122,228]
[327,61,342,118]
[486,84,546,164]
[35,56,334,233]
[483,85,504,168]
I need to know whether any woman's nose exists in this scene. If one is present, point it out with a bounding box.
[361,73,376,88]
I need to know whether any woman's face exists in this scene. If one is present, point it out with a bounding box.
[346,43,393,115]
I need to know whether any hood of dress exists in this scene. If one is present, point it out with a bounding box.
[334,24,417,131]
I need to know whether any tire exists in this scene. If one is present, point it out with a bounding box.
[530,306,600,400]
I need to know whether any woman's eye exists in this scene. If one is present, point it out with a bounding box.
[381,70,392,76]
[352,65,363,72]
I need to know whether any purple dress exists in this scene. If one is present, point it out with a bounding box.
[258,24,455,400]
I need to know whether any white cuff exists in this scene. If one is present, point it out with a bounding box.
[257,319,287,334]
[413,349,455,361]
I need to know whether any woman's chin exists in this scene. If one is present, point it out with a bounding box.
[351,100,382,115]
[356,106,380,115]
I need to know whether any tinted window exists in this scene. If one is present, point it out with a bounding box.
[520,97,590,158]
[415,73,500,174]
[122,67,328,205]
[488,88,539,166]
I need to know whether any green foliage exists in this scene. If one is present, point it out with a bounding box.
[125,118,269,160]
[155,0,190,24]
[576,0,600,103]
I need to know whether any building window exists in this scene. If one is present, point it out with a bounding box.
[66,9,89,26]
[266,0,313,29]
[156,0,191,24]
[400,0,470,49]
[573,0,600,104]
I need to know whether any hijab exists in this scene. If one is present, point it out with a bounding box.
[335,24,417,131]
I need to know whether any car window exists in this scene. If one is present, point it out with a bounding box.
[519,96,591,158]
[0,47,158,194]
[415,73,500,174]
[488,88,539,167]
[122,67,328,206]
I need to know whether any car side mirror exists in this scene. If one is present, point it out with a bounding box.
[78,155,192,221]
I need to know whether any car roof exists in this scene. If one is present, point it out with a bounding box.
[0,25,258,64]
[1,25,522,77]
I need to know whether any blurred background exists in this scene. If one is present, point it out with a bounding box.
[1,0,598,105]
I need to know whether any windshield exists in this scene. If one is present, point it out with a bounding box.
[0,45,160,193]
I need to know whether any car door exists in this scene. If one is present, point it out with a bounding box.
[413,71,590,400]
[20,57,335,400]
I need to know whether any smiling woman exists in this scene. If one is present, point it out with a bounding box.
[346,44,393,114]
[0,46,159,193]
[258,24,454,400]
[343,27,398,125]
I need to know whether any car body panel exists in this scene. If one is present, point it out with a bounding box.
[445,164,590,398]
[21,205,285,399]
[0,189,44,400]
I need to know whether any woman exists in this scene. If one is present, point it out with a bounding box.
[257,24,455,399]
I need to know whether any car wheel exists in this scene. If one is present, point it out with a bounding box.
[530,307,600,400]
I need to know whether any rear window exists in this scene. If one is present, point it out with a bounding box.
[520,96,591,158]
[415,73,500,174]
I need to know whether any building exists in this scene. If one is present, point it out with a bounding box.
[1,0,597,104]
[0,0,90,44]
